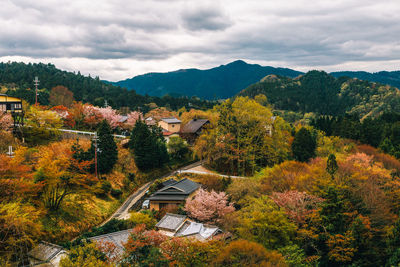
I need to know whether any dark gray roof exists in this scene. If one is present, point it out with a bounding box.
[161,117,181,124]
[162,178,178,187]
[28,241,65,262]
[181,119,209,134]
[155,213,187,231]
[149,178,200,201]
[161,178,200,194]
[148,194,188,201]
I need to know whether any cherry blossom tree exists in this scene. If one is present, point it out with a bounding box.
[0,112,12,130]
[271,190,323,225]
[184,188,235,224]
[124,111,142,130]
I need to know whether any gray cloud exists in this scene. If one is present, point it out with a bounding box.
[0,0,399,80]
[181,5,232,31]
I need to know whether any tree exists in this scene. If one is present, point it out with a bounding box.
[326,154,338,179]
[214,239,287,267]
[49,85,74,107]
[184,188,235,224]
[0,202,43,262]
[234,196,297,249]
[35,141,97,210]
[271,190,323,225]
[0,112,12,130]
[129,120,169,171]
[292,127,316,162]
[60,242,112,267]
[95,120,118,174]
[167,136,189,160]
[122,224,168,266]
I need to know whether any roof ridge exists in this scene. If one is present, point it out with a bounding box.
[88,229,133,240]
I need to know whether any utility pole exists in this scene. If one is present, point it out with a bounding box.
[104,99,109,108]
[94,132,98,179]
[33,76,39,106]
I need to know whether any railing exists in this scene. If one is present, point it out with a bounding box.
[57,128,128,139]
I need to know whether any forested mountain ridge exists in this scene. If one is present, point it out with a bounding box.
[0,62,215,112]
[113,60,303,99]
[331,70,400,89]
[238,70,400,119]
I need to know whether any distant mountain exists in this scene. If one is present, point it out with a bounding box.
[113,60,303,99]
[238,71,400,119]
[331,71,400,90]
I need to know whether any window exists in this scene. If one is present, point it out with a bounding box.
[0,104,6,112]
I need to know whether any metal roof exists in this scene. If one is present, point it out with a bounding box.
[155,213,187,231]
[161,117,181,124]
[175,221,220,240]
[180,119,209,134]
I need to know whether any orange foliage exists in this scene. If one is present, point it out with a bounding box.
[214,239,287,267]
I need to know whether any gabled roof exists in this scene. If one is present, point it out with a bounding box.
[118,115,128,123]
[175,221,221,240]
[161,117,181,124]
[158,178,200,194]
[162,178,177,187]
[155,213,187,231]
[28,241,66,263]
[148,178,200,201]
[181,119,209,134]
[156,214,222,241]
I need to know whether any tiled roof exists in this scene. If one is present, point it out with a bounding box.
[162,178,177,187]
[28,241,65,262]
[155,213,187,231]
[149,178,200,201]
[180,119,209,134]
[148,178,200,201]
[161,117,181,124]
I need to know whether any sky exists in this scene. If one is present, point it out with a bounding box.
[1,0,399,81]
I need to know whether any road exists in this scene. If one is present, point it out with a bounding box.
[99,160,204,225]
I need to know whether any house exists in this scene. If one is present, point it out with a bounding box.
[180,118,210,144]
[162,129,180,143]
[88,229,133,261]
[158,117,181,133]
[28,241,67,266]
[155,213,223,241]
[148,178,200,211]
[145,116,156,126]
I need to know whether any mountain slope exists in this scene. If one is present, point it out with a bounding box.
[238,71,400,119]
[331,71,400,89]
[113,60,303,99]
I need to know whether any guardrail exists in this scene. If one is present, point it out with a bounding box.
[57,128,127,139]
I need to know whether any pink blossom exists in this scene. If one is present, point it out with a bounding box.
[184,188,235,224]
[0,112,13,131]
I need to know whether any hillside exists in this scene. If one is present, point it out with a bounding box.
[0,62,214,112]
[238,70,400,119]
[113,60,303,99]
[331,70,400,89]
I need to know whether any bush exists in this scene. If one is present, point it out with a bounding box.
[110,188,122,199]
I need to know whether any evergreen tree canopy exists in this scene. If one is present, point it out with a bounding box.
[291,127,316,162]
[129,120,169,171]
[95,120,118,174]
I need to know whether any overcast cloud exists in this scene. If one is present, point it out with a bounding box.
[0,0,399,81]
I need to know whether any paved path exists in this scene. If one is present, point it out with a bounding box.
[99,160,204,225]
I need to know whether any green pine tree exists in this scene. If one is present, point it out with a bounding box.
[95,120,118,174]
[291,127,316,162]
[129,120,169,171]
[326,154,338,179]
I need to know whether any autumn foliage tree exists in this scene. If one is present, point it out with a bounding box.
[184,188,235,224]
[49,85,74,108]
[214,239,287,267]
